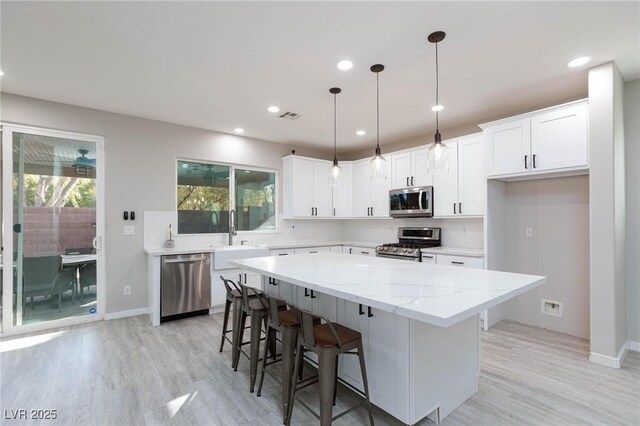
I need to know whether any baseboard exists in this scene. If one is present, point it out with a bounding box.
[630,340,640,352]
[589,341,629,368]
[104,307,150,320]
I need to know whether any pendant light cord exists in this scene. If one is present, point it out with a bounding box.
[333,92,337,160]
[435,41,439,133]
[376,71,380,150]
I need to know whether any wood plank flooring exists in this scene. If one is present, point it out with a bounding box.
[1,315,638,425]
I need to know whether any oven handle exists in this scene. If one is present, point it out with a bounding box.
[375,253,420,261]
[418,189,423,210]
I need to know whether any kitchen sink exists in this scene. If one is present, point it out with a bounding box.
[213,245,270,270]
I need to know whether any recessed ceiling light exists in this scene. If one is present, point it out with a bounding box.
[356,130,366,136]
[431,105,444,112]
[336,60,354,71]
[234,128,245,134]
[244,170,251,174]
[267,106,280,113]
[567,56,592,68]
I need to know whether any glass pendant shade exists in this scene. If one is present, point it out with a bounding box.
[330,158,342,187]
[369,147,387,179]
[426,138,449,173]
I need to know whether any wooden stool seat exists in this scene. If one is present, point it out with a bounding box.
[313,323,361,348]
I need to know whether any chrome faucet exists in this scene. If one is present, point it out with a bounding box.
[228,209,237,246]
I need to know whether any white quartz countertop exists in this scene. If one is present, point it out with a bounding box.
[421,247,485,258]
[144,245,223,256]
[231,253,544,328]
[259,240,381,250]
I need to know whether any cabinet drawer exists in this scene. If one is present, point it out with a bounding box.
[421,253,436,264]
[270,249,294,256]
[294,246,331,254]
[436,254,484,269]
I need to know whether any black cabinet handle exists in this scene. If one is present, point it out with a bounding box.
[459,202,462,214]
[359,304,364,315]
[310,290,316,299]
[368,306,374,318]
[424,255,434,259]
[278,253,288,256]
[406,177,409,186]
[349,248,353,254]
[411,176,414,186]
[333,208,336,217]
[238,273,242,283]
[309,251,318,254]
[451,261,465,265]
[454,203,457,214]
[361,251,370,255]
[244,273,247,282]
[370,207,374,216]
[524,155,528,169]
[533,154,537,169]
[305,288,309,297]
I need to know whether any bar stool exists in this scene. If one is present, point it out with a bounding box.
[256,297,303,419]
[235,281,285,392]
[286,309,374,426]
[218,276,243,365]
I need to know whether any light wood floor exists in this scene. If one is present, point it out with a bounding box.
[1,314,638,425]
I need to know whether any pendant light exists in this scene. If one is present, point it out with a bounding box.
[426,31,449,173]
[329,87,342,187]
[369,64,387,180]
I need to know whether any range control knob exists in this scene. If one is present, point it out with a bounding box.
[392,248,398,252]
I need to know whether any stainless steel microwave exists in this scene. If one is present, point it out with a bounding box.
[389,186,434,218]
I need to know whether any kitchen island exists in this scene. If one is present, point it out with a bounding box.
[231,252,545,424]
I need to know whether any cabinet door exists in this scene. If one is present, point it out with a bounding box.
[353,247,375,256]
[312,293,337,321]
[367,307,410,419]
[411,148,432,187]
[291,158,314,217]
[336,300,368,389]
[531,103,588,171]
[270,249,294,256]
[390,152,412,189]
[313,160,333,217]
[485,118,531,176]
[433,141,459,217]
[371,174,390,217]
[242,271,263,290]
[421,253,436,264]
[294,286,314,312]
[211,274,227,307]
[263,276,279,298]
[436,254,484,269]
[329,246,343,253]
[277,281,294,303]
[332,162,353,217]
[458,135,484,216]
[353,160,373,217]
[294,246,331,254]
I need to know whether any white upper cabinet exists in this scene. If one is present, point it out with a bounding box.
[332,162,353,218]
[283,156,334,218]
[390,147,432,189]
[353,159,390,218]
[483,100,588,179]
[530,103,588,171]
[433,134,484,218]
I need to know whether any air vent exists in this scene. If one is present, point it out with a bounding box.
[279,111,302,120]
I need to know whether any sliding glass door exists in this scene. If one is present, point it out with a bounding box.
[1,125,105,334]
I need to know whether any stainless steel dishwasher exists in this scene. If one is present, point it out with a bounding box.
[161,253,211,322]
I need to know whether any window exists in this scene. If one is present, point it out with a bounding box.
[235,168,276,231]
[176,160,276,234]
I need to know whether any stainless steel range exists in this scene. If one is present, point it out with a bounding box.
[376,227,441,262]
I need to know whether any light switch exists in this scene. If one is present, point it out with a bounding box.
[123,225,135,235]
[525,227,534,237]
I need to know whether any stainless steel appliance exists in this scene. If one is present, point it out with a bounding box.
[376,227,441,261]
[389,186,434,218]
[161,253,211,322]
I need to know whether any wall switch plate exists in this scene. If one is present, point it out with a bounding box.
[541,298,563,317]
[526,227,534,237]
[124,285,132,296]
[123,225,135,235]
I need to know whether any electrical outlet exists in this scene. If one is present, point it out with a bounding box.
[526,227,534,237]
[541,298,563,317]
[124,285,132,296]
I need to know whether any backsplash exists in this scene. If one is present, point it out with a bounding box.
[341,217,484,248]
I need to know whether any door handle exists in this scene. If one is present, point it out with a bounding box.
[359,304,364,315]
[368,306,374,318]
[92,236,102,250]
[406,177,410,186]
[533,154,537,169]
[454,203,457,214]
[311,207,314,216]
[411,176,414,186]
[13,224,22,233]
[459,202,462,214]
[524,155,528,169]
[370,207,374,216]
[305,288,309,297]
[310,290,316,299]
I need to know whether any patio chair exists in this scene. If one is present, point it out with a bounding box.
[23,256,75,312]
[79,263,97,299]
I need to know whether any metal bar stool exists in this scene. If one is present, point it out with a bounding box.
[218,276,243,363]
[235,281,285,392]
[286,309,374,426]
[256,297,305,420]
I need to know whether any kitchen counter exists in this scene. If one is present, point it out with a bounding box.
[144,245,223,256]
[231,252,543,424]
[257,240,381,250]
[421,246,485,258]
[231,252,541,327]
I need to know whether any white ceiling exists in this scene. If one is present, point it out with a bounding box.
[1,1,638,153]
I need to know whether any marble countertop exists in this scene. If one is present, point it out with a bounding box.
[144,245,223,256]
[260,240,381,250]
[421,247,485,258]
[231,253,544,328]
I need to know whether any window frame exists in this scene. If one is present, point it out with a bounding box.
[175,158,278,235]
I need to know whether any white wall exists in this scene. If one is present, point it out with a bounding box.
[625,78,640,346]
[0,92,336,315]
[501,176,590,338]
[588,62,627,362]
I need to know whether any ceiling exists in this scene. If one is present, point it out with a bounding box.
[1,1,638,153]
[13,133,96,178]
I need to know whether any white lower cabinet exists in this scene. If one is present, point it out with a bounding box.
[435,254,484,269]
[421,253,436,264]
[213,268,262,307]
[344,246,375,256]
[270,248,294,257]
[329,245,343,253]
[335,299,410,420]
[294,246,331,255]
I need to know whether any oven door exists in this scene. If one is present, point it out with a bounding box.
[389,187,433,217]
[375,253,421,262]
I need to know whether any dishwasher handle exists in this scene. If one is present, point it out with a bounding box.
[162,255,209,264]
